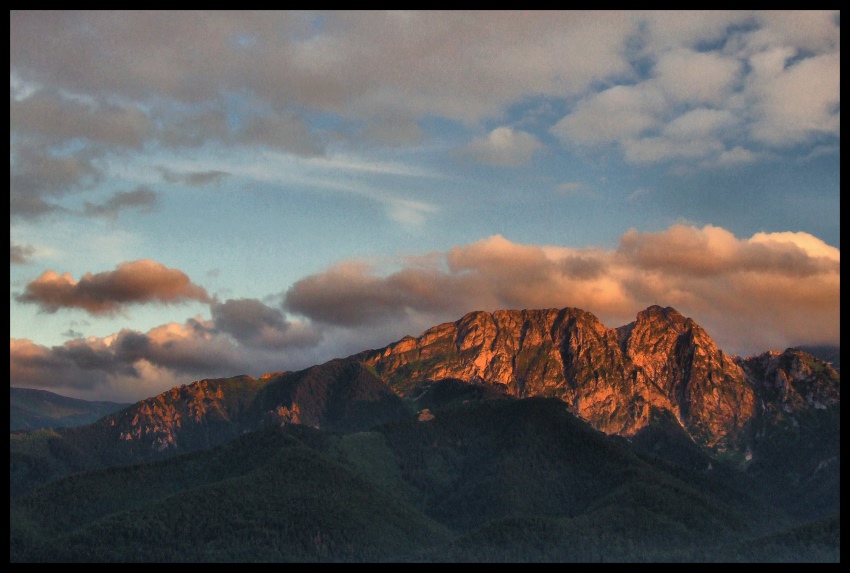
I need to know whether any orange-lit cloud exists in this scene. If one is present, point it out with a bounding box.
[10,225,839,402]
[10,301,328,402]
[15,259,212,315]
[285,224,839,357]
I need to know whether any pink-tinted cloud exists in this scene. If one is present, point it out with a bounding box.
[284,225,839,357]
[10,317,245,402]
[9,309,331,402]
[10,225,839,402]
[15,259,212,315]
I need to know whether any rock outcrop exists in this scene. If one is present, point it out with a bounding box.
[361,305,790,448]
[62,305,838,462]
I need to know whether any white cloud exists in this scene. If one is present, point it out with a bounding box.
[461,127,542,166]
[552,84,665,146]
[748,51,840,146]
[663,108,737,139]
[714,146,759,166]
[654,48,742,105]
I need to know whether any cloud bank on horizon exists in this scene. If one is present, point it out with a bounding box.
[11,226,839,402]
[10,11,840,402]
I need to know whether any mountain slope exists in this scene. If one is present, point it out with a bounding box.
[11,424,452,562]
[13,396,814,563]
[359,305,782,448]
[10,306,839,502]
[10,387,131,432]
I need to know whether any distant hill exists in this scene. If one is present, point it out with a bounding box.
[10,387,131,432]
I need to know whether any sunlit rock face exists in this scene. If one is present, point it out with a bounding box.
[738,348,841,416]
[97,305,838,460]
[617,306,755,448]
[109,375,266,453]
[362,305,758,447]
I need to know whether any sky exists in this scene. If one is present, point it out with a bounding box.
[10,11,840,403]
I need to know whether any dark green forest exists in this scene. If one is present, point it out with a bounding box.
[10,396,839,562]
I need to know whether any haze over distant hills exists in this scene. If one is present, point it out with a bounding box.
[10,387,131,432]
[10,305,840,562]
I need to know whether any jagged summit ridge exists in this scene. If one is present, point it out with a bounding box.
[68,305,837,463]
[360,305,755,446]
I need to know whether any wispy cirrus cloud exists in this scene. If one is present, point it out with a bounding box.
[158,167,231,186]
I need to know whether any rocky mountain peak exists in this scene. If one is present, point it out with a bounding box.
[363,305,763,447]
[67,305,837,464]
[739,348,840,414]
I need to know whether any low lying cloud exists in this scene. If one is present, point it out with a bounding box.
[9,310,330,403]
[285,224,839,357]
[10,318,245,402]
[15,259,212,315]
[211,298,321,350]
[9,224,839,402]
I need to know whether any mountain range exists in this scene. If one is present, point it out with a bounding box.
[10,387,131,432]
[10,305,840,562]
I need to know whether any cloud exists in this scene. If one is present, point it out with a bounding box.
[10,145,101,220]
[653,49,742,106]
[10,240,35,265]
[747,51,840,146]
[552,84,665,147]
[556,182,587,195]
[548,11,839,165]
[9,317,246,402]
[15,259,212,315]
[81,186,158,218]
[10,89,151,148]
[284,225,839,357]
[460,127,542,167]
[8,11,840,177]
[10,337,135,395]
[10,225,839,401]
[158,168,231,186]
[211,298,321,349]
[714,146,759,166]
[9,311,329,402]
[8,12,634,125]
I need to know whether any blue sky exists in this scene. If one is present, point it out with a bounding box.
[10,11,840,401]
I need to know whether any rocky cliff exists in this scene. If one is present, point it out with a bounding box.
[56,305,838,462]
[360,305,822,448]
